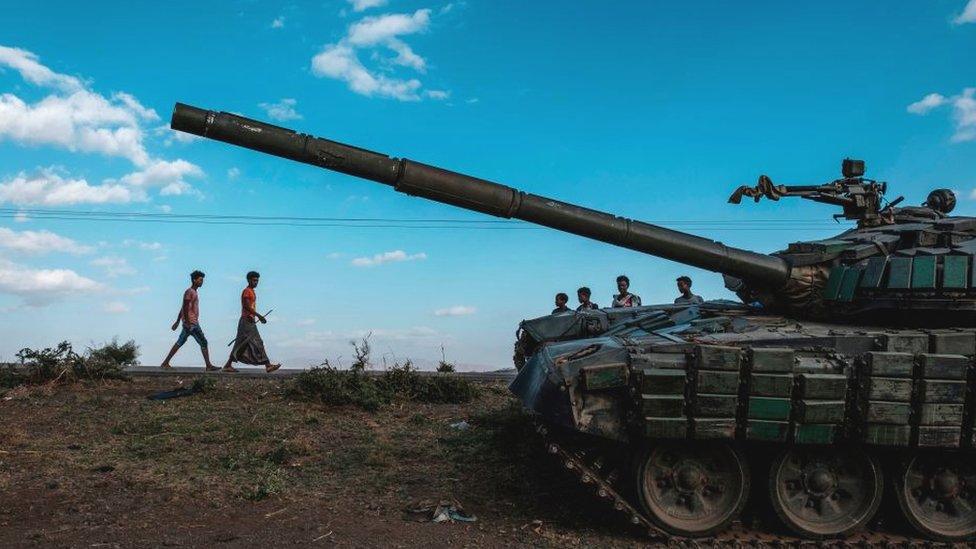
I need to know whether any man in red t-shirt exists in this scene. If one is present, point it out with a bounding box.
[223,271,281,373]
[160,270,216,370]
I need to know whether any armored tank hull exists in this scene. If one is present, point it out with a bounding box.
[512,303,976,541]
[169,103,976,542]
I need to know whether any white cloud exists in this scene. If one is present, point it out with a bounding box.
[271,16,285,28]
[347,0,388,12]
[91,256,135,277]
[326,252,343,259]
[907,93,947,114]
[908,88,976,142]
[0,169,142,206]
[954,0,976,24]
[122,239,162,251]
[425,90,449,100]
[350,249,427,267]
[311,9,448,101]
[227,167,241,180]
[434,305,476,317]
[0,46,82,91]
[112,158,204,198]
[258,98,302,121]
[158,204,172,213]
[13,212,29,223]
[0,227,92,255]
[346,10,430,46]
[0,258,102,305]
[103,301,129,314]
[0,44,204,199]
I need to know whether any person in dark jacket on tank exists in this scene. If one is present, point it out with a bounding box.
[576,287,599,311]
[674,275,704,306]
[552,292,571,314]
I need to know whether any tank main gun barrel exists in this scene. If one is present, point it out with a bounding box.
[171,103,791,286]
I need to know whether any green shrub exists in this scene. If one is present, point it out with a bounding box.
[9,339,138,386]
[288,360,478,411]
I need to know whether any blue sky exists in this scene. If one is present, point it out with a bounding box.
[0,1,974,369]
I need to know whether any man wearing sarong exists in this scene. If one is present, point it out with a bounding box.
[160,270,216,370]
[223,271,280,373]
[611,274,642,308]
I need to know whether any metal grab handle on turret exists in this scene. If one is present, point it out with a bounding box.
[171,103,792,287]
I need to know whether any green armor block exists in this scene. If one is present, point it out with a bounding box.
[692,418,736,440]
[917,354,970,380]
[694,345,742,371]
[640,368,686,395]
[749,373,794,397]
[696,369,740,394]
[927,333,976,357]
[864,401,911,424]
[823,266,845,300]
[864,424,912,446]
[887,257,913,289]
[582,363,629,391]
[917,403,964,426]
[643,417,687,439]
[797,373,848,399]
[860,256,887,288]
[795,400,846,423]
[838,267,862,301]
[879,333,929,355]
[865,377,913,402]
[911,256,937,289]
[917,426,961,448]
[942,255,969,289]
[640,395,685,417]
[632,352,687,370]
[794,424,839,445]
[917,379,967,403]
[747,420,789,442]
[750,348,795,373]
[864,351,914,377]
[692,394,738,418]
[748,397,791,420]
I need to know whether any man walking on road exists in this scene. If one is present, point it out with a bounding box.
[160,270,217,370]
[224,271,281,373]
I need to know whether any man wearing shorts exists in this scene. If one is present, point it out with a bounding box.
[160,270,217,370]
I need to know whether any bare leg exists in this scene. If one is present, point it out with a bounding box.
[264,360,281,373]
[160,344,180,368]
[223,355,238,373]
[202,347,217,370]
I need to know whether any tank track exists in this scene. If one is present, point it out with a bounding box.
[535,422,962,547]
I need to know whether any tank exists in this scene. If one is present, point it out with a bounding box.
[171,103,976,543]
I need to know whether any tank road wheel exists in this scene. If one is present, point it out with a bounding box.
[894,452,976,541]
[768,447,883,538]
[635,442,750,537]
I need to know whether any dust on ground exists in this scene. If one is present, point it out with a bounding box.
[0,376,648,548]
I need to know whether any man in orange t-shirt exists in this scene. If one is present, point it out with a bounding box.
[223,271,280,373]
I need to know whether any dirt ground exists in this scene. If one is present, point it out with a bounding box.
[0,376,648,548]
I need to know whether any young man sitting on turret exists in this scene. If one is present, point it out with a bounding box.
[552,292,571,314]
[674,275,704,305]
[612,275,642,308]
[576,287,599,311]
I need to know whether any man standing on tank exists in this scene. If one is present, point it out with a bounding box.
[160,270,216,370]
[224,271,281,373]
[552,292,571,314]
[612,275,642,308]
[674,275,705,306]
[576,287,599,311]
